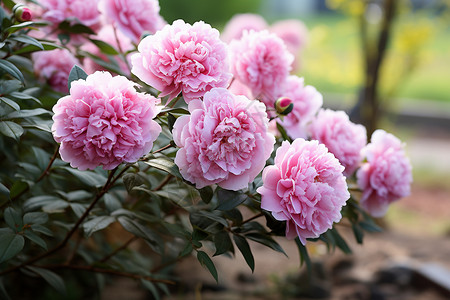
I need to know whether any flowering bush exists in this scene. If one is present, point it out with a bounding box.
[0,1,412,298]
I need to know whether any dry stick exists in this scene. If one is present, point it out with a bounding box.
[0,168,119,277]
[98,236,139,263]
[38,264,175,285]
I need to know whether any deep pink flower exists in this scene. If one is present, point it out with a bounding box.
[357,130,412,217]
[32,49,80,93]
[277,76,323,139]
[310,109,367,176]
[221,13,268,43]
[100,0,166,43]
[229,30,293,107]
[52,71,162,170]
[82,25,133,75]
[257,139,349,245]
[173,88,275,190]
[15,6,33,22]
[270,19,308,71]
[131,20,232,103]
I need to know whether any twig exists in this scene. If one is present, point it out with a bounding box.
[99,236,139,263]
[241,212,264,225]
[152,175,172,191]
[36,145,60,182]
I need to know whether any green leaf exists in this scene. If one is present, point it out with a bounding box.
[9,91,41,104]
[83,216,115,237]
[295,237,312,276]
[141,279,160,300]
[233,235,254,272]
[67,65,88,91]
[69,203,86,218]
[23,212,48,225]
[122,173,146,193]
[24,195,62,212]
[0,121,23,141]
[58,20,95,34]
[88,39,119,55]
[179,242,193,257]
[352,224,364,244]
[30,224,53,237]
[199,186,214,204]
[9,35,44,50]
[214,189,247,211]
[4,207,22,232]
[61,167,107,188]
[0,80,22,94]
[213,231,233,256]
[27,266,66,295]
[276,122,292,142]
[0,59,24,83]
[103,193,121,212]
[0,183,8,196]
[13,41,64,55]
[24,230,47,250]
[0,97,20,111]
[9,180,28,199]
[328,228,352,254]
[245,232,287,256]
[167,113,176,133]
[145,157,182,178]
[5,108,50,119]
[117,216,162,254]
[197,251,218,283]
[5,21,35,34]
[359,220,382,233]
[0,232,24,263]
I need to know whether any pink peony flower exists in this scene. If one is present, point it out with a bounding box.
[356,130,412,217]
[39,0,101,28]
[221,13,268,43]
[257,139,350,245]
[32,49,80,93]
[15,6,33,22]
[310,109,367,176]
[277,76,323,139]
[229,30,293,107]
[100,0,166,43]
[173,88,275,190]
[270,19,308,71]
[82,25,134,75]
[52,71,162,170]
[131,20,232,103]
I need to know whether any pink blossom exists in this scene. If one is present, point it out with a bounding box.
[357,130,412,217]
[270,19,308,71]
[277,76,323,139]
[257,139,349,245]
[39,0,101,28]
[131,20,232,103]
[82,25,133,75]
[173,88,275,190]
[32,49,80,93]
[15,6,33,22]
[100,0,166,43]
[310,109,367,176]
[52,71,162,170]
[229,30,293,107]
[221,13,268,42]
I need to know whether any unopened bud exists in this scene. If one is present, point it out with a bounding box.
[275,97,293,115]
[14,6,33,22]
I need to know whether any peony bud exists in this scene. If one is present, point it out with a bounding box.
[275,96,294,115]
[14,6,33,22]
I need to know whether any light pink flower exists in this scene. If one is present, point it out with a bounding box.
[100,0,165,43]
[82,25,134,75]
[257,139,349,245]
[357,130,412,217]
[310,109,367,176]
[221,13,268,43]
[270,19,308,71]
[39,0,101,28]
[173,88,275,190]
[229,30,293,107]
[32,49,80,93]
[52,71,162,170]
[131,20,232,103]
[277,76,322,139]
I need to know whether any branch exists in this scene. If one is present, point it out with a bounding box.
[36,145,60,182]
[98,236,139,263]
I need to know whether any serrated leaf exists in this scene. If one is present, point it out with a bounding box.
[197,251,218,283]
[141,279,160,300]
[233,235,254,272]
[23,212,48,225]
[214,189,247,211]
[213,231,233,256]
[0,97,20,110]
[0,232,24,263]
[9,35,44,50]
[27,266,66,295]
[89,39,119,55]
[4,207,22,232]
[245,232,287,256]
[83,216,115,237]
[144,158,182,178]
[67,65,88,91]
[0,121,23,141]
[0,59,24,83]
[24,230,47,250]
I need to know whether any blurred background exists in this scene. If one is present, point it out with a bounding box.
[107,0,450,299]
